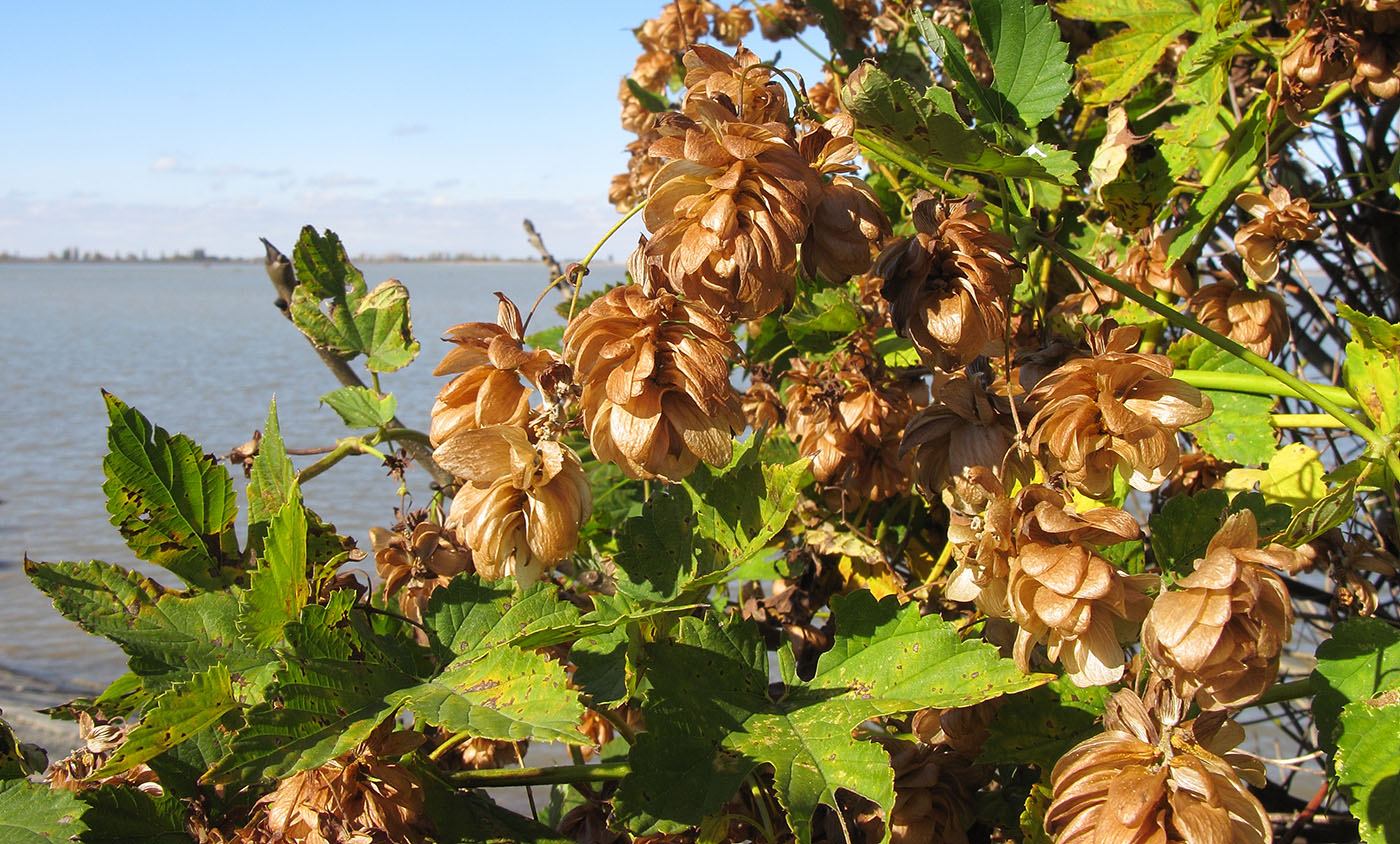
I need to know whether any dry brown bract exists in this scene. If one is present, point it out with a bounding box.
[1233,185,1321,283]
[1007,487,1153,686]
[1028,324,1213,498]
[874,193,1020,371]
[1046,690,1270,844]
[564,284,744,481]
[44,713,162,796]
[901,372,1017,515]
[640,106,821,319]
[1189,279,1290,357]
[429,294,555,446]
[681,44,788,124]
[635,0,712,54]
[436,425,591,586]
[371,522,474,622]
[1142,509,1299,709]
[798,114,891,284]
[240,726,428,844]
[711,4,755,46]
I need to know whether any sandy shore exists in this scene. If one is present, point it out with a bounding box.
[0,665,90,757]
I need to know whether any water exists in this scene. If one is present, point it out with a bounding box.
[0,259,611,689]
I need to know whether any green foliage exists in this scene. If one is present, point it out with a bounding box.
[0,780,88,843]
[75,786,188,843]
[1148,489,1290,578]
[1313,618,1400,756]
[1334,694,1400,844]
[1338,303,1400,435]
[980,677,1109,769]
[1056,0,1219,105]
[94,664,238,778]
[0,713,46,781]
[1166,101,1268,265]
[246,398,295,525]
[240,488,313,648]
[967,0,1072,127]
[614,592,1048,843]
[1184,346,1278,465]
[101,392,242,590]
[320,385,398,429]
[289,226,420,372]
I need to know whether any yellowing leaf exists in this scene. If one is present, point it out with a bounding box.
[1057,0,1211,104]
[1221,443,1328,511]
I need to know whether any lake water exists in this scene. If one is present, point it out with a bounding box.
[0,259,611,690]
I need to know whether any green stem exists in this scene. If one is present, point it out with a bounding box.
[296,436,391,484]
[1252,677,1316,708]
[1271,413,1354,429]
[446,761,631,787]
[565,199,648,329]
[381,427,434,446]
[1173,371,1359,409]
[1039,236,1382,447]
[853,130,961,194]
[428,729,474,762]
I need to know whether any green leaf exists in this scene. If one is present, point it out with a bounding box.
[425,783,578,844]
[1312,618,1400,757]
[1056,0,1212,105]
[612,487,702,604]
[423,578,580,659]
[94,664,238,778]
[0,780,88,843]
[682,433,809,588]
[101,392,241,590]
[968,0,1072,126]
[319,386,398,429]
[1334,693,1400,844]
[240,488,312,648]
[843,66,1078,186]
[1281,455,1382,545]
[979,677,1109,769]
[75,786,188,843]
[913,11,1002,124]
[0,712,46,780]
[1338,303,1400,435]
[24,560,277,698]
[525,325,565,354]
[1148,489,1288,578]
[246,398,295,526]
[784,285,861,343]
[392,647,587,745]
[1166,99,1267,265]
[625,77,670,113]
[1184,346,1278,465]
[289,227,420,373]
[1156,17,1250,179]
[614,592,1048,844]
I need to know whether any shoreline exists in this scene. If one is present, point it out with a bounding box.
[0,662,100,756]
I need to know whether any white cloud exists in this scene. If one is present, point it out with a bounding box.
[150,156,183,173]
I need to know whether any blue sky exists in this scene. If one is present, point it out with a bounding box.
[0,1,733,260]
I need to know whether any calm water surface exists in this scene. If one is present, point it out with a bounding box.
[0,260,612,688]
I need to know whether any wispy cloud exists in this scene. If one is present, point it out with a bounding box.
[391,123,429,137]
[151,156,184,173]
[303,173,378,189]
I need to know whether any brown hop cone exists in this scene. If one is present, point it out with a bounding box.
[945,476,1018,617]
[1114,229,1196,299]
[901,372,1017,515]
[45,713,162,795]
[756,0,818,40]
[874,193,1020,371]
[742,363,785,429]
[429,293,555,447]
[711,4,755,46]
[797,114,892,284]
[436,425,591,585]
[1354,31,1400,99]
[1027,323,1213,498]
[881,741,978,844]
[1189,279,1290,357]
[1271,6,1357,124]
[563,284,744,480]
[1008,487,1154,686]
[632,49,676,92]
[635,0,711,54]
[1233,185,1322,283]
[783,343,917,501]
[681,44,790,124]
[807,72,843,118]
[1046,690,1270,844]
[610,130,665,212]
[240,725,428,844]
[1142,509,1299,709]
[371,521,473,622]
[619,78,659,136]
[641,107,822,319]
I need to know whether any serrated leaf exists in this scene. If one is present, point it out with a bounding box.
[784,285,861,342]
[392,647,587,745]
[1167,99,1268,265]
[844,65,1078,186]
[1220,442,1328,513]
[0,780,88,843]
[288,227,420,373]
[1148,489,1286,577]
[246,398,294,526]
[1334,694,1400,844]
[94,664,238,778]
[240,488,312,648]
[425,783,578,844]
[614,592,1048,844]
[24,560,277,698]
[319,386,397,429]
[75,785,188,843]
[101,392,241,590]
[625,77,669,113]
[1057,0,1210,105]
[423,578,579,659]
[525,324,564,354]
[612,487,702,604]
[914,11,1004,124]
[1184,347,1278,465]
[0,712,45,780]
[980,676,1109,769]
[969,0,1072,126]
[1312,618,1400,756]
[1281,455,1380,545]
[1338,302,1400,435]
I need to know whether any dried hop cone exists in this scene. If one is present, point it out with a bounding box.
[1142,508,1299,709]
[639,97,822,319]
[1233,185,1321,283]
[370,522,474,623]
[874,193,1020,371]
[681,45,787,123]
[797,114,891,284]
[429,293,555,446]
[901,372,1017,516]
[564,284,744,481]
[1189,279,1290,357]
[436,425,591,586]
[1007,486,1154,686]
[635,0,712,54]
[1047,690,1270,844]
[1028,323,1213,498]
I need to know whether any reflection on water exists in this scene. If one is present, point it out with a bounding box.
[0,260,609,687]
